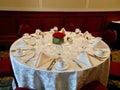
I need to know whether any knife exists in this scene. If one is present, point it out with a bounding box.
[47,59,56,70]
[72,59,82,68]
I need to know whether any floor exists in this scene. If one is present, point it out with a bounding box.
[111,49,120,63]
[107,49,120,90]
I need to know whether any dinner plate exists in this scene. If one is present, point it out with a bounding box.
[95,50,104,56]
[95,53,107,59]
[12,50,26,57]
[87,50,107,60]
[54,63,69,71]
[12,49,34,57]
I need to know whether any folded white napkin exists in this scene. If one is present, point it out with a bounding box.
[16,39,32,50]
[22,33,31,39]
[30,33,41,39]
[83,31,92,39]
[89,37,101,44]
[35,29,42,35]
[60,28,66,33]
[75,28,81,33]
[50,28,54,33]
[76,51,92,67]
[94,40,108,49]
[35,52,52,67]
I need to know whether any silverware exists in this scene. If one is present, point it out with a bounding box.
[11,49,16,52]
[25,56,33,63]
[88,53,105,61]
[72,59,82,68]
[47,59,56,70]
[25,53,35,63]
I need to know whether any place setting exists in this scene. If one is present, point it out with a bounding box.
[11,49,35,64]
[30,29,42,39]
[86,47,108,62]
[34,51,69,71]
[11,33,36,56]
[53,57,69,71]
[10,32,38,64]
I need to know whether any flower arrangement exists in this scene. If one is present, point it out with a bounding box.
[53,32,66,44]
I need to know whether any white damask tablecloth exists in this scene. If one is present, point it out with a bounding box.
[10,30,110,90]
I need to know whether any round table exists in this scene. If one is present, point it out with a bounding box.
[10,31,110,90]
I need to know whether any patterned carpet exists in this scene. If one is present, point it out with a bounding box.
[0,50,120,90]
[107,49,120,90]
[111,50,120,63]
[0,77,13,90]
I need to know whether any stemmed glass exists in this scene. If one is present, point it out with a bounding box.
[55,44,64,62]
[56,45,63,56]
[81,39,88,51]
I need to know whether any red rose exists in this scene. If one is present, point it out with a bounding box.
[53,32,66,38]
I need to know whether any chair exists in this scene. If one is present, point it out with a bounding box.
[81,80,108,90]
[63,23,75,32]
[91,32,101,37]
[18,23,34,37]
[107,61,120,90]
[0,56,18,89]
[102,29,117,49]
[15,87,35,90]
[0,57,13,77]
[109,61,120,80]
[102,29,117,61]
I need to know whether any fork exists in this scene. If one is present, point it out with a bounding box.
[47,59,56,70]
[72,59,82,68]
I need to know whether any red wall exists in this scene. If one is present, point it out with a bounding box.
[0,11,120,45]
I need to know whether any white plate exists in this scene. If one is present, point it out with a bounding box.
[95,53,107,59]
[12,50,26,57]
[12,49,34,57]
[95,50,104,57]
[54,63,69,71]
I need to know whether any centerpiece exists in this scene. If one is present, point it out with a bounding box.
[52,31,66,44]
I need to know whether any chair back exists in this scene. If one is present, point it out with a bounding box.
[64,23,75,32]
[109,61,120,80]
[0,57,13,77]
[18,24,34,37]
[102,29,117,48]
[15,87,35,90]
[81,80,108,90]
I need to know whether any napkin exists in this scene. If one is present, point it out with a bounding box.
[60,28,66,33]
[16,39,32,50]
[30,33,41,39]
[35,29,42,35]
[35,52,52,67]
[75,28,81,33]
[94,40,108,49]
[22,33,31,39]
[90,37,101,43]
[76,51,92,67]
[83,31,92,39]
[50,28,54,33]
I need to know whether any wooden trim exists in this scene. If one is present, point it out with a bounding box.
[0,11,120,45]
